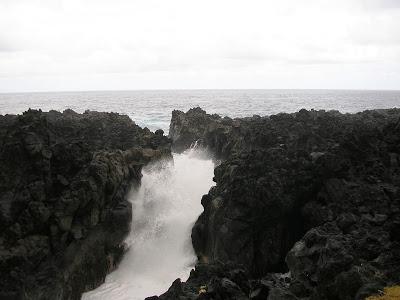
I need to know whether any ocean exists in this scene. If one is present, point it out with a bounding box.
[1,89,399,133]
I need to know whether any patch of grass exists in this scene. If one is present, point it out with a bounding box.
[366,286,400,300]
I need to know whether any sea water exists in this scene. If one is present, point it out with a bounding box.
[1,89,399,133]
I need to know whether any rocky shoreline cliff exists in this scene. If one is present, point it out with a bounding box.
[152,107,400,300]
[0,109,171,299]
[1,107,399,300]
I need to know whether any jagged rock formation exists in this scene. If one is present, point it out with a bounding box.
[152,107,400,300]
[0,109,170,299]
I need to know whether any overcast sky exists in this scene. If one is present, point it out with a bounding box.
[0,0,399,92]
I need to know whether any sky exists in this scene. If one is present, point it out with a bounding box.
[0,0,399,92]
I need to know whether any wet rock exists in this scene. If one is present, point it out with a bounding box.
[162,107,400,300]
[155,262,251,300]
[155,129,164,136]
[0,109,171,299]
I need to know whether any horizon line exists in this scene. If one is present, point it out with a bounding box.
[1,88,400,94]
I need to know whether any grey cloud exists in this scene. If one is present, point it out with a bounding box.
[376,0,400,9]
[363,0,400,9]
[0,40,19,52]
[224,51,271,62]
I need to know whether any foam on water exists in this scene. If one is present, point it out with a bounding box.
[82,149,214,300]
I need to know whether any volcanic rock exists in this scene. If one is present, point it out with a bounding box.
[159,107,400,299]
[0,109,171,299]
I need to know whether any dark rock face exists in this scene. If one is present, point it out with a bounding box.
[161,107,400,300]
[0,109,171,299]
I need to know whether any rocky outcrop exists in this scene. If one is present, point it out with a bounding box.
[157,107,400,300]
[147,262,295,300]
[0,109,170,299]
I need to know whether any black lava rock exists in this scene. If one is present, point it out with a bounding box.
[162,107,400,300]
[0,109,171,299]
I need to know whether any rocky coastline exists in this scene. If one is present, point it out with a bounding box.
[0,109,170,299]
[1,107,399,300]
[152,107,400,300]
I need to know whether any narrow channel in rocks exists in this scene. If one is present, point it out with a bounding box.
[83,148,214,300]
